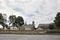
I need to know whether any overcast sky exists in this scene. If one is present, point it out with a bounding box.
[0,0,60,27]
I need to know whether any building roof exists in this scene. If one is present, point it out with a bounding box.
[22,24,34,30]
[38,24,49,29]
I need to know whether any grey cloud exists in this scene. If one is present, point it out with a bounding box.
[0,0,60,27]
[13,7,23,12]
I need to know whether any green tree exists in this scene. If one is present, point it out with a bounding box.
[2,23,10,30]
[0,13,4,23]
[54,12,60,29]
[2,14,8,29]
[0,13,5,29]
[9,15,16,29]
[15,16,24,30]
[49,24,54,29]
[3,14,7,23]
[9,15,16,23]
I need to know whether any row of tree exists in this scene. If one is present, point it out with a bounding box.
[0,12,60,30]
[0,13,24,30]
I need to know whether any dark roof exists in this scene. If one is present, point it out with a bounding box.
[38,24,49,29]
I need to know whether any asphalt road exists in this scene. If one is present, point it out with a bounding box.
[0,34,60,40]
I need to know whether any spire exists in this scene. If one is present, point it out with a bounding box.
[32,21,35,29]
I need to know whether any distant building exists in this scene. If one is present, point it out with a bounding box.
[21,21,35,30]
[37,24,49,30]
[22,24,33,30]
[37,23,55,30]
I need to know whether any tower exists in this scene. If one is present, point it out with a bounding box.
[32,21,35,30]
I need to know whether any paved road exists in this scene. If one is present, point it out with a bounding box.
[0,34,60,40]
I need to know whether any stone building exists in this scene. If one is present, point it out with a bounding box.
[21,21,35,30]
[37,23,55,30]
[37,24,49,30]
